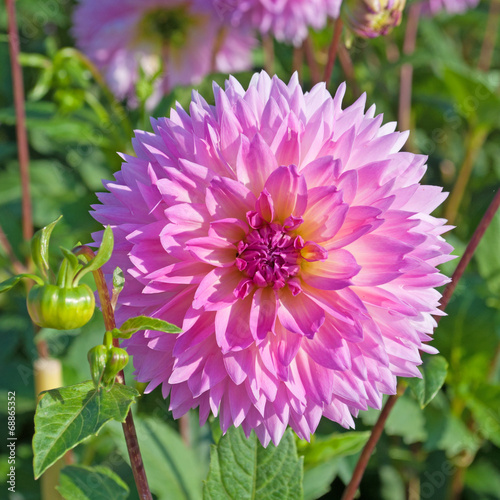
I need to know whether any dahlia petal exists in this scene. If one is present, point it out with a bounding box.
[193,267,241,311]
[264,165,307,221]
[215,295,254,353]
[206,176,257,220]
[250,287,278,341]
[208,218,249,243]
[236,133,278,194]
[187,236,237,267]
[301,156,342,188]
[278,288,325,338]
[301,249,361,290]
[300,186,349,242]
[349,234,414,286]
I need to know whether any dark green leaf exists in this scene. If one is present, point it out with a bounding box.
[407,355,449,408]
[109,315,181,339]
[57,465,129,500]
[466,383,500,447]
[33,380,138,478]
[31,216,62,281]
[203,426,303,500]
[0,273,44,292]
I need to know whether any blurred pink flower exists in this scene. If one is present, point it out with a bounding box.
[420,0,480,15]
[73,0,255,108]
[215,0,342,46]
[92,72,453,446]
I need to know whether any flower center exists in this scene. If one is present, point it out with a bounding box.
[137,6,200,48]
[236,223,303,290]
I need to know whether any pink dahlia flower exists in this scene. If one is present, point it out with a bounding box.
[72,0,255,108]
[92,72,453,447]
[420,0,480,15]
[215,0,343,46]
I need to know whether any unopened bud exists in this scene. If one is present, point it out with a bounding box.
[342,0,406,38]
[102,347,129,387]
[88,345,109,386]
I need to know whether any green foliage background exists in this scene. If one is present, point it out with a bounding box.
[0,0,499,499]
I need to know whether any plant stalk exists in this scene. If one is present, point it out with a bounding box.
[398,2,421,150]
[323,17,343,84]
[444,127,489,225]
[6,0,33,244]
[478,0,500,72]
[74,245,153,500]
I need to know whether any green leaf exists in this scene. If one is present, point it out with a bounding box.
[59,247,82,272]
[33,380,139,478]
[464,460,500,498]
[75,226,114,282]
[0,273,44,292]
[109,315,181,339]
[203,426,303,500]
[57,465,129,500]
[407,355,449,408]
[299,431,369,500]
[31,216,62,281]
[299,431,370,467]
[109,416,207,500]
[466,382,500,447]
[384,395,427,445]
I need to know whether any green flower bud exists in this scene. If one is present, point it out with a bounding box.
[342,0,406,38]
[102,347,129,387]
[87,345,109,386]
[27,283,95,330]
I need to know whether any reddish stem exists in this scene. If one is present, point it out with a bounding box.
[323,17,343,84]
[341,392,402,500]
[440,189,500,313]
[341,188,500,499]
[338,44,361,98]
[304,36,320,85]
[478,0,500,72]
[74,245,153,500]
[0,224,26,275]
[6,0,33,244]
[398,2,421,147]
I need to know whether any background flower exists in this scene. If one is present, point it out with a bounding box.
[72,0,256,108]
[92,72,453,446]
[215,0,343,46]
[420,0,480,15]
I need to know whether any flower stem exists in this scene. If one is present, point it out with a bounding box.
[292,43,304,79]
[338,43,361,98]
[440,188,500,312]
[74,245,153,500]
[304,36,320,85]
[398,2,421,149]
[6,0,51,360]
[478,0,500,72]
[323,17,343,85]
[341,389,403,500]
[0,224,26,275]
[263,35,275,75]
[341,188,500,499]
[6,0,33,244]
[444,126,489,225]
